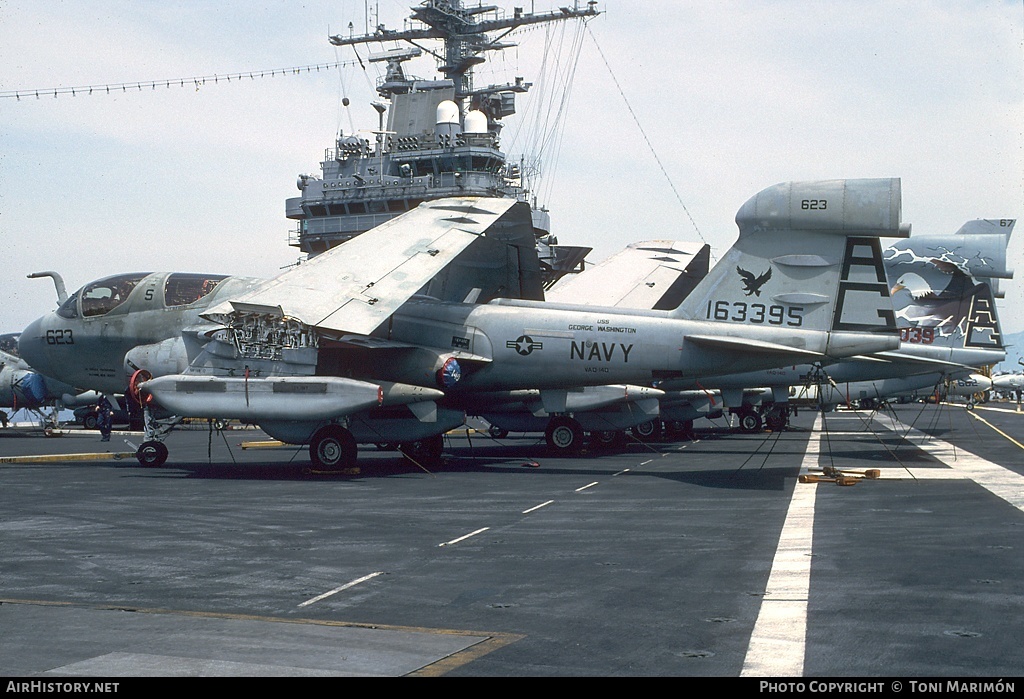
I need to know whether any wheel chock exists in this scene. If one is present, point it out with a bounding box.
[799,473,861,486]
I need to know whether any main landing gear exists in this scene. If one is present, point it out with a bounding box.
[309,425,358,470]
[545,416,584,454]
[544,417,665,455]
[734,408,762,433]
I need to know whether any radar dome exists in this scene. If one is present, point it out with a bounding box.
[436,100,459,125]
[464,110,488,134]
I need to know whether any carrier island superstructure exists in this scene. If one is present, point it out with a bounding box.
[286,1,601,297]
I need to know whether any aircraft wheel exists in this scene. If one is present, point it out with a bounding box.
[591,430,625,450]
[83,414,98,430]
[631,420,660,441]
[488,424,509,439]
[765,412,787,432]
[136,441,168,468]
[739,411,762,433]
[400,434,444,465]
[309,425,357,470]
[546,416,584,454]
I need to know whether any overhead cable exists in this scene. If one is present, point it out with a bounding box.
[0,59,363,100]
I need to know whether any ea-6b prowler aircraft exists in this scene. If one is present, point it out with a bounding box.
[21,178,907,468]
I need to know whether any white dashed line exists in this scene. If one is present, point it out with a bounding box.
[438,527,490,547]
[523,500,554,514]
[298,571,384,607]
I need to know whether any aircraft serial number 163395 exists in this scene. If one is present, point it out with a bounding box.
[706,301,805,326]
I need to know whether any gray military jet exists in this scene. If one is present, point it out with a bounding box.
[21,178,907,468]
[148,178,905,466]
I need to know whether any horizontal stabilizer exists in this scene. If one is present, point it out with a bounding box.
[864,351,983,371]
[684,334,825,361]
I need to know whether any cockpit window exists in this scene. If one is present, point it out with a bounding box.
[164,274,228,307]
[80,273,149,317]
[56,291,79,319]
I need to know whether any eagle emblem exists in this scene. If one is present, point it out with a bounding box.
[737,266,772,296]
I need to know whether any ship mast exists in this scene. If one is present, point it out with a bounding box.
[330,1,600,114]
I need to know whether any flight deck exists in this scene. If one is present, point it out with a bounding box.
[1,403,1022,677]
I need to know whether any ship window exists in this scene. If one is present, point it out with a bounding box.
[328,204,347,216]
[387,199,406,212]
[56,290,80,319]
[349,202,366,214]
[308,205,327,217]
[164,273,228,307]
[367,200,386,214]
[80,273,149,317]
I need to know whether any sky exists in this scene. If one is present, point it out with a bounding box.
[2,1,1023,338]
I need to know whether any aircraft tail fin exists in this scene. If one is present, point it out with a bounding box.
[886,219,1015,299]
[671,178,908,345]
[885,223,1013,354]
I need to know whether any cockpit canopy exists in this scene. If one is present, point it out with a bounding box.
[164,273,228,307]
[55,272,230,319]
[58,272,149,319]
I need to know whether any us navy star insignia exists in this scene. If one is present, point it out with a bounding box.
[507,335,543,356]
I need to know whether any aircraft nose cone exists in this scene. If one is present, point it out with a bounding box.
[17,317,50,374]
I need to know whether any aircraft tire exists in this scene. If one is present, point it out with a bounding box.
[309,425,357,470]
[83,414,98,430]
[136,441,168,468]
[665,419,695,440]
[739,411,762,433]
[591,429,625,450]
[488,424,509,439]
[400,434,444,466]
[631,420,660,441]
[546,416,584,454]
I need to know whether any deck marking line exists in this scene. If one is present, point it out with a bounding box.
[439,527,490,547]
[873,415,1024,512]
[575,481,599,492]
[742,415,821,677]
[298,571,384,607]
[968,411,1024,450]
[523,500,554,514]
